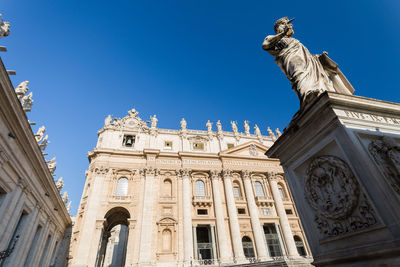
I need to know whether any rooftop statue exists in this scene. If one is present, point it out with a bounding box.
[62,191,69,204]
[21,92,33,112]
[267,126,276,141]
[262,17,354,108]
[180,118,187,131]
[39,135,49,151]
[48,157,56,175]
[244,120,250,135]
[206,120,213,132]
[275,128,282,137]
[231,121,238,133]
[56,177,64,191]
[0,14,10,39]
[150,115,158,128]
[35,126,46,142]
[254,124,261,136]
[15,81,29,99]
[104,115,112,126]
[216,120,223,132]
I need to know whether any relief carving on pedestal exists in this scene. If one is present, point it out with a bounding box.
[305,156,377,238]
[368,137,400,194]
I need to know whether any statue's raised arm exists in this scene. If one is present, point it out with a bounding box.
[262,17,354,109]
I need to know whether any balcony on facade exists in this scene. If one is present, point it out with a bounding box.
[192,196,213,207]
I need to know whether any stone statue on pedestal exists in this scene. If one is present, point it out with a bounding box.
[262,17,354,108]
[275,128,282,137]
[0,15,10,39]
[66,201,71,212]
[15,81,29,99]
[21,92,33,112]
[216,120,223,132]
[35,126,46,142]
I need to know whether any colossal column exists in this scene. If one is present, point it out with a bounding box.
[241,170,270,260]
[138,166,159,265]
[222,169,245,262]
[268,172,298,257]
[210,170,231,263]
[179,168,193,264]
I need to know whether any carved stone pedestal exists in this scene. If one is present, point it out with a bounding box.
[266,92,400,266]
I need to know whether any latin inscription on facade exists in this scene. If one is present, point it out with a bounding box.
[337,109,400,125]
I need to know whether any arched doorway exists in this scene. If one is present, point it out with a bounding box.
[242,236,255,259]
[294,235,307,256]
[96,207,130,267]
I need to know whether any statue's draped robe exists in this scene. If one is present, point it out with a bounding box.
[265,36,335,106]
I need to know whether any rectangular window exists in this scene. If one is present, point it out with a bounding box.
[164,141,172,149]
[197,209,208,215]
[192,142,204,150]
[285,209,293,215]
[264,224,283,257]
[227,143,234,149]
[3,211,29,266]
[237,208,246,215]
[122,135,135,147]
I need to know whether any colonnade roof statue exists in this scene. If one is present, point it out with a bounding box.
[262,17,354,109]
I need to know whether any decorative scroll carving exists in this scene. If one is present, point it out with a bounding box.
[177,168,191,178]
[94,166,109,175]
[368,137,400,194]
[306,156,378,238]
[209,170,221,180]
[140,166,160,176]
[241,170,250,179]
[222,169,232,177]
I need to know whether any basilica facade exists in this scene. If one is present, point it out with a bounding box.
[69,109,311,267]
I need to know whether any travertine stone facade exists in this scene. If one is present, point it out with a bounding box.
[70,109,311,266]
[0,57,71,267]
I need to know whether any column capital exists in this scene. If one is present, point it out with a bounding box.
[222,169,232,178]
[140,166,160,176]
[241,170,251,180]
[177,168,191,179]
[209,169,221,180]
[267,171,284,181]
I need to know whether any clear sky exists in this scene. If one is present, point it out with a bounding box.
[1,0,399,214]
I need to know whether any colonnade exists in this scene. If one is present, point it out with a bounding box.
[0,179,62,267]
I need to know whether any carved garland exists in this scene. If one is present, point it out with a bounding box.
[368,137,400,194]
[305,155,377,238]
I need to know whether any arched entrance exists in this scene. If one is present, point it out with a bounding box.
[95,207,130,267]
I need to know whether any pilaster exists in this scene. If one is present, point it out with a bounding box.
[178,168,193,265]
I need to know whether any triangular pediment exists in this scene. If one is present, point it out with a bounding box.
[220,141,269,158]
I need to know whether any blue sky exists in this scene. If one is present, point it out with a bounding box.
[2,0,399,213]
